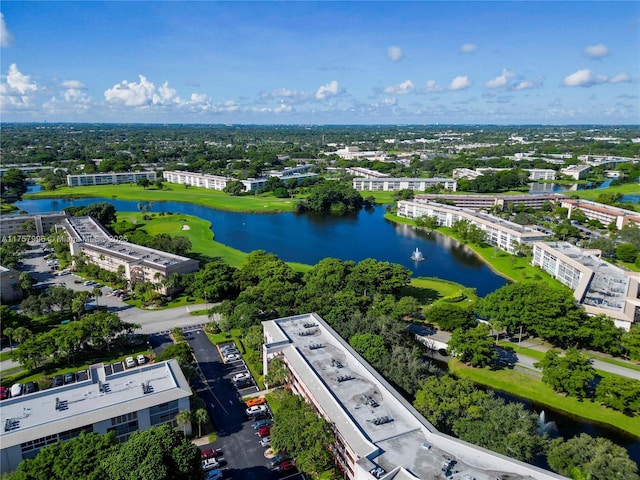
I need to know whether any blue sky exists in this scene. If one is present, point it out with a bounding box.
[1,1,638,124]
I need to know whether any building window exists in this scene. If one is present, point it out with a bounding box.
[150,400,179,427]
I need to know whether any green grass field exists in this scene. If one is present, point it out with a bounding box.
[570,183,640,201]
[401,277,476,307]
[449,359,640,437]
[28,184,299,213]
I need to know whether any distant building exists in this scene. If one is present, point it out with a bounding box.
[453,168,556,181]
[353,177,457,192]
[560,164,591,180]
[560,199,640,230]
[263,313,565,480]
[61,216,198,293]
[413,193,567,211]
[346,167,390,179]
[0,265,22,302]
[334,146,387,161]
[67,171,157,187]
[0,360,192,474]
[162,170,233,190]
[0,212,68,237]
[397,200,548,253]
[532,242,640,330]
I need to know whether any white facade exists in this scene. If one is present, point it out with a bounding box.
[560,164,591,180]
[413,193,567,211]
[263,314,566,480]
[561,199,640,230]
[532,242,640,330]
[397,200,548,253]
[0,212,68,237]
[162,170,233,190]
[67,171,157,187]
[353,177,457,192]
[0,265,22,302]
[0,360,192,474]
[346,167,390,179]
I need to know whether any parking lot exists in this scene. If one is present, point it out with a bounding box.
[183,330,299,480]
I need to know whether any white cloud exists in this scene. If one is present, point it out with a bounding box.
[512,80,536,91]
[381,97,397,106]
[274,103,292,113]
[485,69,514,89]
[424,80,444,93]
[461,43,478,53]
[387,46,404,62]
[61,80,86,90]
[6,63,37,94]
[384,80,414,95]
[583,43,610,59]
[563,69,608,87]
[449,76,472,91]
[609,72,631,84]
[315,80,338,99]
[0,64,38,110]
[0,13,13,48]
[104,75,182,106]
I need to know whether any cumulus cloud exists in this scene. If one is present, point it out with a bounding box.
[0,64,38,109]
[609,72,631,84]
[104,75,184,107]
[424,80,444,93]
[512,80,536,91]
[461,43,478,53]
[384,80,414,95]
[0,13,13,48]
[563,69,608,87]
[449,76,472,91]
[315,80,338,99]
[61,80,86,90]
[387,46,404,62]
[485,69,515,89]
[583,43,610,59]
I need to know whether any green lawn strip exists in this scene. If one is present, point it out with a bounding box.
[570,183,640,201]
[0,202,19,214]
[496,342,547,361]
[449,359,640,437]
[0,351,14,362]
[205,330,265,390]
[402,277,475,308]
[27,184,298,213]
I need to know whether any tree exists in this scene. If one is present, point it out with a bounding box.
[535,348,597,399]
[296,180,364,215]
[93,287,103,306]
[223,180,245,196]
[349,333,388,366]
[264,357,289,388]
[103,424,202,480]
[595,376,640,414]
[546,433,639,480]
[75,202,117,226]
[447,324,497,367]
[137,177,150,189]
[622,323,640,361]
[194,408,209,438]
[616,243,639,263]
[19,271,36,294]
[1,167,28,198]
[426,302,476,331]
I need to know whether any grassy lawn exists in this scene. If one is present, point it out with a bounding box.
[0,202,19,214]
[27,184,299,213]
[570,183,640,201]
[449,359,640,437]
[401,277,476,308]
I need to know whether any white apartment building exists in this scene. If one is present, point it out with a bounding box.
[532,242,640,330]
[560,164,591,180]
[262,313,566,480]
[346,167,390,179]
[353,177,457,192]
[0,360,192,474]
[0,265,22,302]
[413,193,567,211]
[67,171,157,187]
[561,199,640,230]
[61,216,199,293]
[0,212,68,237]
[162,170,233,190]
[334,146,387,161]
[454,168,556,181]
[397,200,548,253]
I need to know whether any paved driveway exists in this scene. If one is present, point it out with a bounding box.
[186,330,292,480]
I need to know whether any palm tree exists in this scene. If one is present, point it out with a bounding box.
[194,408,208,438]
[92,287,102,306]
[176,410,192,437]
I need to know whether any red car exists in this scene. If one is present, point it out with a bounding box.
[258,426,271,438]
[201,448,223,460]
[0,387,8,400]
[278,460,296,472]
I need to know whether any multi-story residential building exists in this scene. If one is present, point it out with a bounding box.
[0,265,22,302]
[397,200,548,253]
[454,168,556,181]
[346,167,390,179]
[561,199,640,230]
[162,170,233,190]
[560,164,591,180]
[0,360,192,474]
[61,216,198,293]
[413,193,567,211]
[262,313,565,480]
[532,242,640,330]
[353,177,457,192]
[0,212,68,237]
[66,171,157,187]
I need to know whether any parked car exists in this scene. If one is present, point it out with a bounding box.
[52,375,64,387]
[10,383,23,397]
[205,469,223,480]
[0,386,8,400]
[269,454,290,468]
[201,448,223,460]
[125,357,136,368]
[24,381,37,394]
[278,460,296,472]
[201,458,220,471]
[260,436,271,447]
[245,396,266,408]
[64,372,75,384]
[252,418,274,430]
[246,405,268,416]
[232,372,250,383]
[257,426,271,438]
[136,354,146,365]
[223,353,240,362]
[234,378,252,389]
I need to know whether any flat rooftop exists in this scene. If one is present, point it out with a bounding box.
[266,314,563,480]
[0,360,191,449]
[64,216,195,268]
